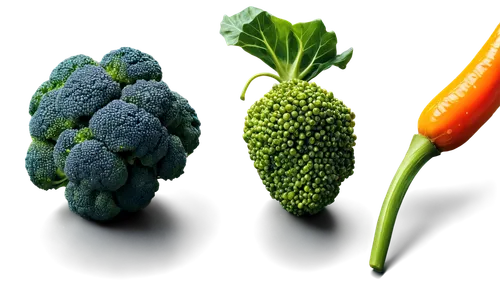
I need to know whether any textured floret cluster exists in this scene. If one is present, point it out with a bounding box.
[25,47,201,221]
[243,79,356,216]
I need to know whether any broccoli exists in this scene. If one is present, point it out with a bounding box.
[26,53,97,116]
[121,79,174,119]
[29,89,77,141]
[53,127,94,172]
[100,47,162,85]
[115,163,159,213]
[120,80,201,154]
[56,65,121,119]
[65,182,121,221]
[64,139,128,191]
[244,80,356,215]
[221,7,355,216]
[89,100,167,166]
[166,91,201,155]
[157,134,187,180]
[25,138,68,190]
[25,47,201,221]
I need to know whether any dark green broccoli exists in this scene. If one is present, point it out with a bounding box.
[65,182,121,221]
[64,140,128,191]
[29,89,77,140]
[56,65,121,118]
[115,164,159,212]
[120,80,201,154]
[89,100,168,166]
[25,139,67,190]
[53,128,94,171]
[29,55,97,116]
[25,47,201,221]
[157,134,187,180]
[121,79,174,118]
[100,47,162,85]
[166,92,201,155]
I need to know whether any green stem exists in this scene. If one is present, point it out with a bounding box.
[287,34,304,80]
[369,134,441,272]
[240,73,282,101]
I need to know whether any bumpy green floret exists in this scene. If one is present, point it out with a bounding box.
[25,139,67,190]
[165,92,201,155]
[64,140,128,191]
[120,79,174,118]
[244,79,356,216]
[115,164,159,212]
[100,47,162,85]
[89,100,168,166]
[53,128,93,170]
[29,89,76,140]
[157,135,187,180]
[65,182,121,221]
[57,65,121,119]
[29,55,97,116]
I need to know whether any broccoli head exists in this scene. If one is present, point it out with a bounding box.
[25,47,201,221]
[29,55,97,116]
[25,139,68,190]
[65,182,121,221]
[115,163,159,212]
[56,65,121,119]
[243,80,356,216]
[53,128,93,169]
[64,140,128,191]
[99,46,163,85]
[89,100,168,166]
[121,79,175,119]
[157,134,187,180]
[120,80,201,155]
[29,89,77,140]
[166,92,201,155]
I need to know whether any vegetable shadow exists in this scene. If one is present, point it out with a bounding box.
[49,189,193,270]
[264,194,372,263]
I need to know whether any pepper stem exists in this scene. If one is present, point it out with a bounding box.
[240,73,282,101]
[369,134,441,272]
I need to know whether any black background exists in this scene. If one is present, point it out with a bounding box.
[13,1,500,282]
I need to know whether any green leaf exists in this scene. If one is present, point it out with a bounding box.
[220,6,352,82]
[332,47,354,70]
[293,20,338,81]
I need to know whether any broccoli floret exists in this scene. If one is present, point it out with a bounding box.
[157,135,187,180]
[89,100,167,166]
[29,55,97,116]
[65,182,121,221]
[25,139,67,190]
[64,140,128,191]
[100,47,162,85]
[121,79,175,118]
[29,80,58,116]
[29,89,76,140]
[139,127,170,167]
[165,92,201,154]
[244,80,356,216]
[57,65,121,119]
[53,128,93,170]
[115,164,159,212]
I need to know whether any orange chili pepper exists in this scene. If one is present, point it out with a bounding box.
[370,23,500,272]
[419,23,500,151]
